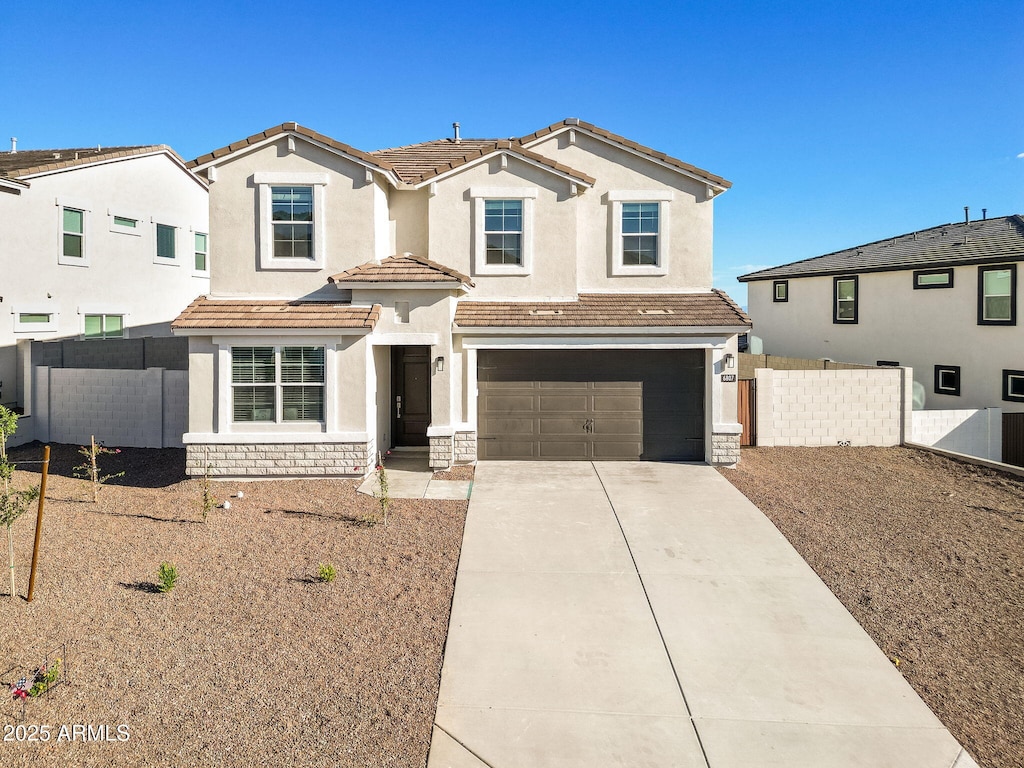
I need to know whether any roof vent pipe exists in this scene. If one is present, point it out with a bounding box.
[964,206,969,223]
[982,208,987,220]
[9,137,16,153]
[453,122,461,144]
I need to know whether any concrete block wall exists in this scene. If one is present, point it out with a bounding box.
[911,408,1002,461]
[755,367,908,447]
[31,337,188,372]
[739,353,875,381]
[186,441,374,477]
[33,366,186,448]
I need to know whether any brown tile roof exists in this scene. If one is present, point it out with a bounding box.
[329,254,473,286]
[518,118,732,189]
[172,297,381,330]
[370,139,596,187]
[0,145,179,178]
[188,123,395,174]
[454,290,750,328]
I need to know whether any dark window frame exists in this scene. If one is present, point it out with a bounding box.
[913,268,953,290]
[832,275,859,324]
[772,280,788,302]
[1003,369,1024,403]
[933,365,961,396]
[977,264,1017,326]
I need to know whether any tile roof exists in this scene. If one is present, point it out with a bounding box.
[518,118,732,190]
[171,297,380,330]
[329,254,473,286]
[188,123,395,174]
[454,290,750,328]
[0,145,176,178]
[370,138,596,186]
[739,215,1024,281]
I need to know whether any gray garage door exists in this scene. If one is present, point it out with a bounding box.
[477,349,704,461]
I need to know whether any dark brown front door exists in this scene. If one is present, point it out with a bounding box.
[392,346,430,446]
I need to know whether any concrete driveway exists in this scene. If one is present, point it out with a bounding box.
[427,461,977,768]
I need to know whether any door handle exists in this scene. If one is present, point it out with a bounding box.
[396,395,402,418]
[583,419,594,433]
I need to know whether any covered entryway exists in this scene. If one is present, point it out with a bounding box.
[477,349,704,461]
[392,345,431,447]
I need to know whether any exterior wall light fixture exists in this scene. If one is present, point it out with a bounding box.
[436,356,445,372]
[724,352,735,369]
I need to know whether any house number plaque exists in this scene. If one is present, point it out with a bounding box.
[720,374,737,382]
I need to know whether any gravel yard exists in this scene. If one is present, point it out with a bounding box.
[721,446,1024,768]
[1,443,468,768]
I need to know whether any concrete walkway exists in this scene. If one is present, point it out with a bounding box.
[428,461,977,768]
[356,453,472,500]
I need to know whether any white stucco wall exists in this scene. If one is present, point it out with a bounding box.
[0,152,208,409]
[746,263,1024,412]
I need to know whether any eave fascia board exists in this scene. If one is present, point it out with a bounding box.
[172,326,374,337]
[191,132,400,187]
[521,124,729,193]
[738,254,1024,282]
[0,176,28,191]
[411,150,593,191]
[453,324,750,336]
[341,281,471,291]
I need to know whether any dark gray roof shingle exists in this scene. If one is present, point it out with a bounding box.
[739,215,1024,281]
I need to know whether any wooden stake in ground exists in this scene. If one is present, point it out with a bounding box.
[90,435,98,503]
[26,445,50,603]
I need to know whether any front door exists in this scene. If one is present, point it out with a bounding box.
[392,346,430,446]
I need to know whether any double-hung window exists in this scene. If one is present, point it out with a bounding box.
[255,172,328,270]
[194,232,209,272]
[608,190,672,275]
[484,200,523,265]
[978,265,1016,325]
[833,276,858,323]
[231,346,325,423]
[84,314,124,339]
[471,187,536,275]
[62,208,85,259]
[156,223,177,261]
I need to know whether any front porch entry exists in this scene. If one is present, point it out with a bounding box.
[391,345,431,447]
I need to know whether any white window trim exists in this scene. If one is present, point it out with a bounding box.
[192,228,210,277]
[108,209,145,237]
[57,197,91,267]
[13,305,59,334]
[153,220,182,266]
[217,341,337,433]
[78,304,129,339]
[470,186,537,276]
[254,172,329,271]
[608,190,672,277]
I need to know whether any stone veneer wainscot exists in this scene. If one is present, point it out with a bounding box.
[186,441,375,478]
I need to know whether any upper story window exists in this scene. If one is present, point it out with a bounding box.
[58,201,90,267]
[773,280,789,302]
[484,200,523,265]
[833,275,858,323]
[914,268,953,289]
[194,232,209,273]
[934,365,961,396]
[231,346,325,423]
[978,264,1016,325]
[608,190,672,276]
[156,223,177,262]
[254,172,328,271]
[471,187,536,276]
[13,306,59,334]
[1004,369,1024,403]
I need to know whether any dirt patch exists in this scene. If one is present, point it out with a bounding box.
[1,443,468,767]
[721,446,1024,768]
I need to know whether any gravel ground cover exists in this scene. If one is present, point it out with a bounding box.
[1,443,467,768]
[721,446,1024,768]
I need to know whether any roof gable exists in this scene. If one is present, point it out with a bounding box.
[519,118,731,192]
[739,215,1024,282]
[0,145,203,188]
[329,253,473,287]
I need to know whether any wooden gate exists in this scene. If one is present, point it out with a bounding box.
[738,379,756,446]
[1003,413,1024,467]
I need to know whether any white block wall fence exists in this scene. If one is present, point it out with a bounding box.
[910,408,1002,462]
[754,367,912,447]
[29,366,187,449]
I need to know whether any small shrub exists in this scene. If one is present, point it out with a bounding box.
[156,562,178,593]
[199,462,217,522]
[73,436,125,502]
[316,563,337,583]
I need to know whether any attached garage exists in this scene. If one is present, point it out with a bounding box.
[477,349,704,461]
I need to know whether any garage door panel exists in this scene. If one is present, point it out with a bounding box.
[593,419,643,436]
[479,439,537,459]
[592,395,643,412]
[538,418,588,435]
[537,441,590,459]
[593,441,643,459]
[539,395,590,412]
[482,418,537,435]
[481,394,537,412]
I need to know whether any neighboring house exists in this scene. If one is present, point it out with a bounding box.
[0,143,209,409]
[739,215,1024,412]
[172,119,750,477]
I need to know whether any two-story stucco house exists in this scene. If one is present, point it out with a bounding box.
[0,143,209,409]
[172,119,750,476]
[740,214,1024,412]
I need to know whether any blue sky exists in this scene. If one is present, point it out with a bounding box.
[4,1,1021,306]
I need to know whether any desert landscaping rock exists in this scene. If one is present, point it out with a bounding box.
[722,446,1024,768]
[1,444,467,767]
